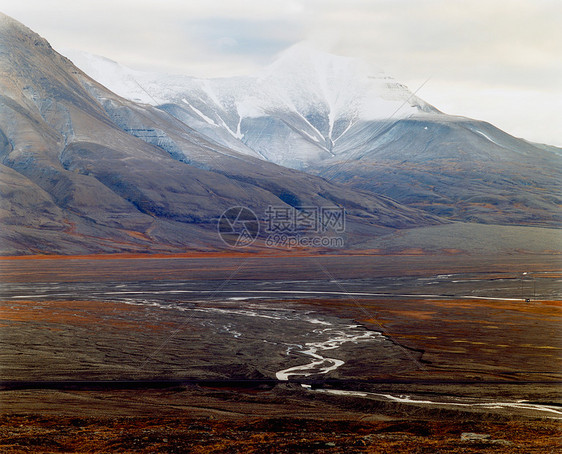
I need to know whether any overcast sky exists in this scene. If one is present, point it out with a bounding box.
[1,0,560,146]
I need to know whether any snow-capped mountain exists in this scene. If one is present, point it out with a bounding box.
[64,44,438,169]
[65,45,562,227]
[0,14,444,254]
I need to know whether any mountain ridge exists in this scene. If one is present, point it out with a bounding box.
[63,44,439,167]
[0,13,444,255]
[64,45,562,226]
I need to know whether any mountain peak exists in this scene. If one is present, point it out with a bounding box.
[65,42,435,118]
[0,13,53,53]
[62,43,441,167]
[259,43,424,119]
[264,43,388,81]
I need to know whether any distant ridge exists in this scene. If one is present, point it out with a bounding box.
[0,13,442,255]
[66,44,562,226]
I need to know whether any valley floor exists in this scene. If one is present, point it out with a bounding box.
[0,412,560,453]
[0,253,560,452]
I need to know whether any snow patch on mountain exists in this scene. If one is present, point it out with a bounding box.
[65,44,434,122]
[64,44,440,166]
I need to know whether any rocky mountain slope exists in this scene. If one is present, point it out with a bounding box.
[0,14,442,255]
[66,46,562,226]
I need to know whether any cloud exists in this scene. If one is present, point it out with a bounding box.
[1,0,560,145]
[183,17,304,59]
[304,0,562,88]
